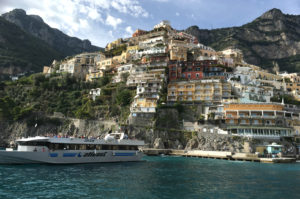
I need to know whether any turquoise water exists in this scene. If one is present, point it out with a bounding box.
[0,156,299,199]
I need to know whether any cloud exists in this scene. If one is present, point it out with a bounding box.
[106,15,122,29]
[122,26,134,38]
[1,0,299,48]
[79,19,89,29]
[110,0,149,17]
[87,8,102,21]
[0,0,150,46]
[126,26,133,34]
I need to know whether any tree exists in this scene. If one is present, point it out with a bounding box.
[116,89,132,106]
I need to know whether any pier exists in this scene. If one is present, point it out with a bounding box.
[141,149,296,163]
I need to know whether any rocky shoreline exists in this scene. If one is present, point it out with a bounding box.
[1,115,297,156]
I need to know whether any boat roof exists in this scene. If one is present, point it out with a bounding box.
[16,136,144,146]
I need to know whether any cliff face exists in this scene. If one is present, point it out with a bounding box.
[0,9,102,78]
[2,9,101,56]
[0,16,63,78]
[185,8,300,72]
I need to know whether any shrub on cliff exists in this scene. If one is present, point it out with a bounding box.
[116,89,132,106]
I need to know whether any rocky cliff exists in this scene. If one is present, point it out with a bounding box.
[0,16,63,78]
[0,9,102,78]
[185,8,300,72]
[2,9,101,56]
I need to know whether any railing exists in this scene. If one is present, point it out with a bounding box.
[251,115,262,118]
[262,115,275,119]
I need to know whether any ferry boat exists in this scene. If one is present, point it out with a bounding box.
[0,133,144,164]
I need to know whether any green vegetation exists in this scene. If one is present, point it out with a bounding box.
[0,73,135,122]
[271,94,300,105]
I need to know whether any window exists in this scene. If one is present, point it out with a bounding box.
[238,129,244,134]
[187,74,191,78]
[196,73,199,78]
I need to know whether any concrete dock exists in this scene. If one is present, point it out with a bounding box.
[141,148,296,163]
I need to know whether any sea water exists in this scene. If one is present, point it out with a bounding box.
[0,156,299,199]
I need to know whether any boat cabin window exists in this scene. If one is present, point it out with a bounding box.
[18,141,49,147]
[47,143,138,150]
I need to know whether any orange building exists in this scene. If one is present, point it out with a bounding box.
[222,103,295,138]
[132,29,148,37]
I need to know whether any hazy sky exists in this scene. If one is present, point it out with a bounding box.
[0,0,299,47]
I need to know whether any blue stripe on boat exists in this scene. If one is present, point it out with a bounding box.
[50,153,58,157]
[63,153,77,157]
[114,153,135,156]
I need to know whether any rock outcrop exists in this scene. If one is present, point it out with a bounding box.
[0,9,102,78]
[185,8,300,72]
[185,132,245,153]
[2,9,101,56]
[0,117,117,147]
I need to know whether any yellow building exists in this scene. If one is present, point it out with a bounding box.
[286,82,300,92]
[97,58,115,70]
[130,98,157,113]
[255,70,282,81]
[43,66,50,74]
[167,80,231,102]
[127,45,140,52]
[85,71,104,82]
[220,48,244,64]
[112,51,130,64]
[169,39,188,61]
[105,38,123,51]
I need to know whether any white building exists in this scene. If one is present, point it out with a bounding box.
[154,20,171,29]
[89,88,101,101]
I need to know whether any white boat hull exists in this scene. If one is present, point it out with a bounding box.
[0,150,144,164]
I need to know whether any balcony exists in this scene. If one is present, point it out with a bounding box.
[262,115,275,119]
[239,122,250,126]
[195,87,204,90]
[226,115,238,119]
[168,87,176,90]
[167,96,177,101]
[251,114,262,118]
[252,122,263,125]
[265,123,275,126]
[239,114,250,118]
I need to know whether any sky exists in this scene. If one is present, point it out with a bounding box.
[0,0,299,47]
